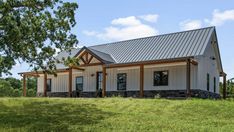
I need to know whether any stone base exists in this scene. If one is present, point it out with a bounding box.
[37,89,220,99]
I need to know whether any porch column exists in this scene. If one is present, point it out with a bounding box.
[23,74,27,96]
[140,64,144,97]
[186,59,191,97]
[68,68,72,97]
[102,66,106,97]
[223,74,227,99]
[44,73,47,97]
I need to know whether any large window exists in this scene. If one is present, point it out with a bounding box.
[76,76,83,91]
[214,77,216,93]
[207,73,210,91]
[154,71,168,86]
[47,79,51,92]
[117,73,127,90]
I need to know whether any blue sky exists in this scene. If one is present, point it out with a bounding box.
[6,0,234,79]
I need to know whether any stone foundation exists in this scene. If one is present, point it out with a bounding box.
[37,89,220,99]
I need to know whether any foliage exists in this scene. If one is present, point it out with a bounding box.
[0,77,37,97]
[12,89,22,97]
[220,78,234,98]
[0,98,234,131]
[0,79,13,96]
[5,77,21,89]
[26,89,36,97]
[0,0,78,76]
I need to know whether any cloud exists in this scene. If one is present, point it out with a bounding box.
[205,9,234,26]
[179,19,202,30]
[139,14,159,23]
[83,16,158,41]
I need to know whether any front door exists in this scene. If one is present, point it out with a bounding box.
[96,72,103,97]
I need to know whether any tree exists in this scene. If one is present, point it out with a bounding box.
[5,77,21,89]
[0,0,78,76]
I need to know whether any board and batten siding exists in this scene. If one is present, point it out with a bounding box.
[37,62,198,93]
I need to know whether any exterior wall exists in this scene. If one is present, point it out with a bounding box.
[196,40,220,94]
[37,62,193,94]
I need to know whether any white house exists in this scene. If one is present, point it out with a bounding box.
[20,27,227,98]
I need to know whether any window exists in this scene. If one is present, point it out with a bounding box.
[47,79,51,92]
[76,76,83,91]
[117,73,127,90]
[154,71,168,86]
[207,73,210,91]
[214,77,216,93]
[96,72,103,91]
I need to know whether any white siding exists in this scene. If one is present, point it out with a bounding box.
[37,62,200,93]
[106,67,140,91]
[196,39,220,93]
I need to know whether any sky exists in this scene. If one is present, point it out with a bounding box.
[5,0,234,79]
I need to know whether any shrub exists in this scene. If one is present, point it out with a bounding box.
[26,89,37,97]
[0,79,14,97]
[12,89,22,97]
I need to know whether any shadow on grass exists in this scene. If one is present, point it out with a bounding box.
[0,100,115,131]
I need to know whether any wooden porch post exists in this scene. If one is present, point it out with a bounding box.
[140,64,144,97]
[68,68,72,97]
[223,74,226,99]
[23,74,27,96]
[102,66,106,97]
[186,59,191,97]
[44,73,47,97]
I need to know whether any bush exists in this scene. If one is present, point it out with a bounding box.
[0,79,14,97]
[12,89,22,97]
[26,89,36,97]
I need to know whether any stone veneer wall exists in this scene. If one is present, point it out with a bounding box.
[37,89,220,99]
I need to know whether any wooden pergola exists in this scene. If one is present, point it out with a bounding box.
[19,66,84,97]
[220,72,227,99]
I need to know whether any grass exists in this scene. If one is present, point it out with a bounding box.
[0,98,234,132]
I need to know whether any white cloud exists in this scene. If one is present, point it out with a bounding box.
[111,16,141,26]
[179,19,202,30]
[139,14,159,23]
[83,16,158,41]
[205,9,234,26]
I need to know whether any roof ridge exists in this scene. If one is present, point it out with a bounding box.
[88,26,215,48]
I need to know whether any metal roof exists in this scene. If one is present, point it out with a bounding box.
[56,27,216,67]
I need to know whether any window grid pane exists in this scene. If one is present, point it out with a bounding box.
[76,76,83,91]
[154,71,168,86]
[117,73,127,90]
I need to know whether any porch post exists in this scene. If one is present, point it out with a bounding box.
[186,59,191,97]
[44,73,47,97]
[140,64,144,97]
[102,66,106,97]
[68,67,72,97]
[23,74,27,96]
[223,74,227,99]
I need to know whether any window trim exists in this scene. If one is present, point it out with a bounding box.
[47,79,52,92]
[117,73,127,91]
[207,73,210,91]
[153,70,169,86]
[214,77,216,93]
[76,76,83,91]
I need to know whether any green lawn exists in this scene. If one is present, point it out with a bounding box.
[0,98,234,132]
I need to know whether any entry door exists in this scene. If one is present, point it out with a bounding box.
[96,72,103,97]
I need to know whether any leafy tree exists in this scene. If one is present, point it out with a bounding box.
[5,77,21,89]
[0,0,78,76]
[0,78,13,96]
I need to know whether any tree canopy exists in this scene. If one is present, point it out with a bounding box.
[0,0,78,76]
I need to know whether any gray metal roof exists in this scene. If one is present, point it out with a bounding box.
[55,26,215,67]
